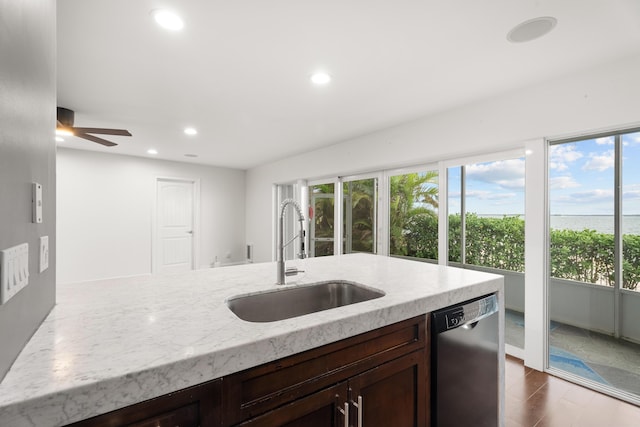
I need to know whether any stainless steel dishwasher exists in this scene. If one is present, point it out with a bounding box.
[431,293,499,427]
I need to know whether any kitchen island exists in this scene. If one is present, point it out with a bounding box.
[0,254,504,426]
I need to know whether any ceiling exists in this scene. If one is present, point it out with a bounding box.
[56,0,640,170]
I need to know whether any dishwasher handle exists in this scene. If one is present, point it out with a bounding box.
[432,293,498,333]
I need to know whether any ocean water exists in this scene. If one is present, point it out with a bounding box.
[476,214,640,235]
[550,215,640,235]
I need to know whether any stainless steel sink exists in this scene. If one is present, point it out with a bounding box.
[226,280,385,322]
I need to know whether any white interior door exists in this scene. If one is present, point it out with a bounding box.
[156,179,195,274]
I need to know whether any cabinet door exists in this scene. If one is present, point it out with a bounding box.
[237,382,349,427]
[348,351,427,427]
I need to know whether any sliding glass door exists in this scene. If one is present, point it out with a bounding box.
[548,130,640,400]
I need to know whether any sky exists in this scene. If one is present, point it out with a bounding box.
[549,131,640,215]
[448,158,526,216]
[446,131,640,216]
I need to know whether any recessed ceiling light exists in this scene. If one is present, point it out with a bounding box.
[147,149,158,155]
[184,127,198,136]
[310,72,331,85]
[507,17,557,43]
[152,9,184,31]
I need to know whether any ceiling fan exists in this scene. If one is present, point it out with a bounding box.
[56,107,132,147]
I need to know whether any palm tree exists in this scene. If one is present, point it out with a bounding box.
[311,174,438,257]
[344,179,376,253]
[389,172,438,256]
[310,184,335,256]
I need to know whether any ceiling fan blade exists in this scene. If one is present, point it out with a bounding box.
[75,132,118,147]
[72,127,132,137]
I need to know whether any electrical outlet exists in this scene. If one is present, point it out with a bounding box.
[39,236,49,273]
[0,243,29,304]
[32,182,43,223]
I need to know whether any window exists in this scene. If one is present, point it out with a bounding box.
[309,183,335,257]
[549,138,615,286]
[447,158,526,271]
[343,177,378,254]
[622,131,640,292]
[388,170,439,261]
[447,167,462,263]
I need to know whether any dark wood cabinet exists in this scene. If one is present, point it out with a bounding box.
[236,382,349,427]
[349,351,426,427]
[234,350,426,427]
[224,315,429,427]
[65,378,222,427]
[65,315,429,427]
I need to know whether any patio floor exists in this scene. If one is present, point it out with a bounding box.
[505,309,640,398]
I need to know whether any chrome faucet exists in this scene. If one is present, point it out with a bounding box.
[277,198,306,285]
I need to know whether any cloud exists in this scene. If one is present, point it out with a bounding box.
[549,144,582,171]
[465,159,525,190]
[465,190,517,201]
[549,175,580,189]
[596,134,638,146]
[595,137,615,145]
[554,189,613,204]
[582,149,614,172]
[623,132,640,145]
[494,178,525,189]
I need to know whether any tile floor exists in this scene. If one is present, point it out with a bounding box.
[505,355,640,427]
[505,309,640,397]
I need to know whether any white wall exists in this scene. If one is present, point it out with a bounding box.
[57,148,246,283]
[0,0,56,381]
[246,54,640,262]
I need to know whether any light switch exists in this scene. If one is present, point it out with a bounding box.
[0,243,29,304]
[39,236,49,273]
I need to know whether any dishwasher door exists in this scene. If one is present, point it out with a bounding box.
[431,293,499,427]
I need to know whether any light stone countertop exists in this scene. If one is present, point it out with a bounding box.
[0,253,504,427]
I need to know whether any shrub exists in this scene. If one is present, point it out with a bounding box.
[402,214,638,290]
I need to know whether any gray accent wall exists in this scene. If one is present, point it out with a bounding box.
[0,0,56,381]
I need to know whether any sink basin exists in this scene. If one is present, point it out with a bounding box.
[226,280,385,322]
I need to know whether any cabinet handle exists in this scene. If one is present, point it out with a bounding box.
[338,401,349,427]
[351,395,363,427]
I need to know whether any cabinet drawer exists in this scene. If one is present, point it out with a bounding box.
[66,378,222,427]
[235,382,348,427]
[224,315,426,424]
[127,403,198,427]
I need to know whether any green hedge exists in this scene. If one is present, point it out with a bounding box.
[403,213,639,291]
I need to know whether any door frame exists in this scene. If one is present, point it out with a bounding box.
[152,176,201,273]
